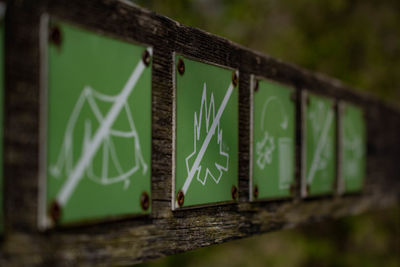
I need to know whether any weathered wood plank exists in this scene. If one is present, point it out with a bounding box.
[1,0,399,265]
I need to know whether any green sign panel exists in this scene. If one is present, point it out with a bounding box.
[341,103,366,193]
[251,78,295,200]
[0,5,4,233]
[44,20,152,227]
[174,56,238,209]
[304,93,336,196]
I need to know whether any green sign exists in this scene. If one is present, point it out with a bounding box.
[174,56,238,209]
[341,103,365,193]
[0,5,4,233]
[304,93,336,196]
[251,78,295,200]
[44,20,152,227]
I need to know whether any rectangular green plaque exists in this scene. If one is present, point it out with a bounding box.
[42,20,152,227]
[0,4,4,233]
[174,55,238,209]
[251,77,295,200]
[303,93,336,196]
[340,103,366,193]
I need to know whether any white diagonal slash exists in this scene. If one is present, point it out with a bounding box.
[307,109,333,184]
[56,48,152,206]
[180,78,236,200]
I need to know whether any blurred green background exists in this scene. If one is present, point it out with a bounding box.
[132,0,400,266]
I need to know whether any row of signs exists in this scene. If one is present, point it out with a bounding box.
[2,19,366,228]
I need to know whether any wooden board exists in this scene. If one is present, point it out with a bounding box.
[1,0,400,265]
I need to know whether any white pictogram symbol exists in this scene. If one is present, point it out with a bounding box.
[256,130,275,169]
[185,83,229,186]
[178,74,236,207]
[50,48,152,207]
[307,100,333,184]
[255,95,292,189]
[343,113,363,178]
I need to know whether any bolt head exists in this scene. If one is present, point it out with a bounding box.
[290,184,296,196]
[49,200,61,224]
[306,184,310,195]
[177,190,185,207]
[49,26,62,47]
[140,192,150,211]
[253,185,259,199]
[306,95,311,106]
[231,185,238,200]
[254,80,259,92]
[177,58,185,75]
[290,91,297,102]
[232,72,238,87]
[142,50,151,67]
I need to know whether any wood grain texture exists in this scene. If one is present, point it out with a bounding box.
[1,0,399,265]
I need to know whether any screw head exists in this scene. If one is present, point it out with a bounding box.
[231,185,238,200]
[232,72,238,87]
[306,95,311,106]
[306,184,310,195]
[49,26,62,47]
[177,58,185,75]
[290,184,296,196]
[253,185,258,198]
[254,80,259,92]
[253,185,259,199]
[142,49,151,67]
[140,192,150,211]
[177,190,185,207]
[49,200,61,224]
[290,91,297,102]
[342,104,347,114]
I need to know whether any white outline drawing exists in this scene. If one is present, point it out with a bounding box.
[50,48,152,207]
[343,113,363,178]
[278,137,293,190]
[256,131,275,169]
[180,75,236,199]
[307,100,334,184]
[255,95,293,190]
[185,83,229,186]
[255,96,288,170]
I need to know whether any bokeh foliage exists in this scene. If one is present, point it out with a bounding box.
[132,0,400,266]
[134,0,400,105]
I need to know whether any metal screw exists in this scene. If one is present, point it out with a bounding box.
[49,200,61,224]
[140,192,150,211]
[142,49,151,67]
[177,58,185,75]
[290,91,297,102]
[253,185,259,199]
[231,185,238,200]
[49,26,62,47]
[177,190,185,207]
[290,184,296,196]
[306,95,311,106]
[254,80,259,92]
[232,72,238,87]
